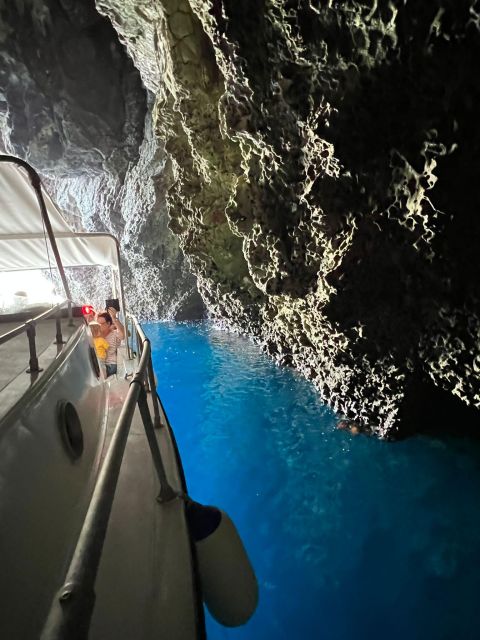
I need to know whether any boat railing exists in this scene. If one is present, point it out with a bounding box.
[41,314,181,640]
[0,299,73,374]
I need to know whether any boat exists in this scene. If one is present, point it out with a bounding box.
[0,155,258,639]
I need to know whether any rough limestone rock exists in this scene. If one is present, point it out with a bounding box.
[95,0,480,438]
[2,0,479,436]
[0,0,203,319]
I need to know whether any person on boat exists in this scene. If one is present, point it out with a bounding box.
[97,307,125,377]
[89,321,109,376]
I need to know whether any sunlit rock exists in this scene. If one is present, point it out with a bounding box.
[96,0,480,437]
[3,0,480,436]
[0,0,203,320]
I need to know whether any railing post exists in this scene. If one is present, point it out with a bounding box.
[144,370,151,393]
[147,356,162,429]
[125,315,132,360]
[54,310,65,345]
[139,333,151,393]
[135,329,144,382]
[136,385,177,503]
[136,329,142,366]
[26,322,43,373]
[67,300,74,327]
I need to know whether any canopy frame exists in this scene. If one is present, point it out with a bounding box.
[0,155,127,324]
[0,155,72,306]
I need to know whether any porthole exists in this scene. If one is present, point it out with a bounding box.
[89,346,101,378]
[58,401,84,460]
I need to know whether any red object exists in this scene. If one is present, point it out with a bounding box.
[81,304,95,316]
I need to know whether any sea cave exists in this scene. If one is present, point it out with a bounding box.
[1,0,480,439]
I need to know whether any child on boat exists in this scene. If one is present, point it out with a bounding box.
[89,321,109,376]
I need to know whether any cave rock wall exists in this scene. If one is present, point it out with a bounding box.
[2,0,479,435]
[0,0,202,319]
[97,0,480,436]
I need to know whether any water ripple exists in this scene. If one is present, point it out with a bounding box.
[147,321,480,640]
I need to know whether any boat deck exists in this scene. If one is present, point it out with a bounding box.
[0,316,82,418]
[0,319,201,639]
[91,373,199,640]
[0,155,203,639]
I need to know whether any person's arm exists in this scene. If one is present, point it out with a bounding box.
[108,306,126,340]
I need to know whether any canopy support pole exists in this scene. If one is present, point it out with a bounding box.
[0,156,73,320]
[114,245,131,360]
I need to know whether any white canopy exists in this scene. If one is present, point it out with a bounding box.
[0,160,119,272]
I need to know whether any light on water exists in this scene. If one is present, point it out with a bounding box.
[146,321,480,640]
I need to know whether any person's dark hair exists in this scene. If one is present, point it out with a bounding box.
[97,312,113,325]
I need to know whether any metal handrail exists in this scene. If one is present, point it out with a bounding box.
[0,300,72,374]
[129,315,163,429]
[41,315,179,640]
[0,300,69,346]
[0,155,73,305]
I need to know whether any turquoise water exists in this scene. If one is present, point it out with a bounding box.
[146,321,480,640]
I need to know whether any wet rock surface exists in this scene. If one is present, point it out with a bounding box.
[97,0,480,437]
[0,0,203,319]
[2,0,480,436]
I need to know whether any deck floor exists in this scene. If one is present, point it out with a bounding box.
[0,326,201,639]
[0,317,81,418]
[91,378,199,639]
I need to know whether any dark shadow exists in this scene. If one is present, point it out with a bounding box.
[393,372,480,440]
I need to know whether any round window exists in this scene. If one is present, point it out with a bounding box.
[58,401,84,460]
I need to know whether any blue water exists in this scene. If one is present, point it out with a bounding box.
[146,321,480,640]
